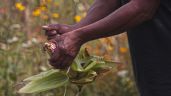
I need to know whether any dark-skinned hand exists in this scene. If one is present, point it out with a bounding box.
[42,24,75,40]
[43,29,83,69]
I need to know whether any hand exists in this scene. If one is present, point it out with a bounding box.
[42,24,75,40]
[47,32,83,69]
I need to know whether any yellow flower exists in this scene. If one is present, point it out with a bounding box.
[120,47,128,53]
[15,2,25,11]
[52,13,59,18]
[74,15,82,22]
[42,0,51,4]
[46,0,52,3]
[108,45,113,51]
[40,6,47,11]
[32,9,41,17]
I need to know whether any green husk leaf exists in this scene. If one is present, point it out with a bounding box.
[71,50,91,72]
[71,60,84,72]
[90,56,105,62]
[71,60,97,72]
[92,63,112,74]
[19,71,68,93]
[83,61,97,71]
[70,71,97,85]
[105,60,117,67]
[18,47,117,94]
[76,48,90,59]
[90,55,117,65]
[24,69,60,81]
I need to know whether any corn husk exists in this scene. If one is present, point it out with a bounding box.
[18,47,117,94]
[19,70,68,93]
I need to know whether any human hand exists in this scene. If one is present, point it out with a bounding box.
[42,24,75,40]
[45,32,83,69]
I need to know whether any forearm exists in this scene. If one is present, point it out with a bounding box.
[73,0,120,29]
[74,0,160,43]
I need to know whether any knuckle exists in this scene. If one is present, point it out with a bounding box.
[49,61,59,68]
[49,24,59,29]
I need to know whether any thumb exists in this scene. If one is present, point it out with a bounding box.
[42,24,60,31]
[42,25,51,30]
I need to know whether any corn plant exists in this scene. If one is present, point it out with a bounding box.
[18,42,116,95]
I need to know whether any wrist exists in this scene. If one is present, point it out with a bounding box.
[69,28,88,45]
[71,23,85,30]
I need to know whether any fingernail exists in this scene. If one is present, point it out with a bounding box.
[42,26,48,28]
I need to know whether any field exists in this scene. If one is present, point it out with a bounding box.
[0,0,138,96]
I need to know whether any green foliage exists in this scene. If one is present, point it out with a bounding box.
[18,49,115,95]
[23,69,60,81]
[19,70,68,93]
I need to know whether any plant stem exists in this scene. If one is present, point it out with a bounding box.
[66,67,71,74]
[75,85,83,96]
[63,84,67,96]
[63,67,70,96]
[75,92,80,96]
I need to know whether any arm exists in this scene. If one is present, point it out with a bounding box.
[73,0,121,29]
[43,0,120,36]
[72,0,160,43]
[44,0,160,69]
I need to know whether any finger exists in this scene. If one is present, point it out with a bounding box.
[42,24,60,30]
[45,30,57,37]
[42,25,51,30]
[50,53,66,69]
[60,55,74,69]
[49,49,60,62]
[57,55,68,69]
[49,56,63,69]
[49,59,59,69]
[47,35,56,40]
[49,47,65,68]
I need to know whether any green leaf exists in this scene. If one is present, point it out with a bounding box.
[71,60,97,72]
[70,71,97,85]
[92,63,112,74]
[83,61,97,71]
[71,48,98,72]
[18,47,117,94]
[90,55,116,70]
[90,56,105,62]
[78,48,89,58]
[71,60,84,72]
[19,71,68,93]
[24,69,60,81]
[105,60,119,66]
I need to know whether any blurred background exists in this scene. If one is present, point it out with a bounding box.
[0,0,139,96]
